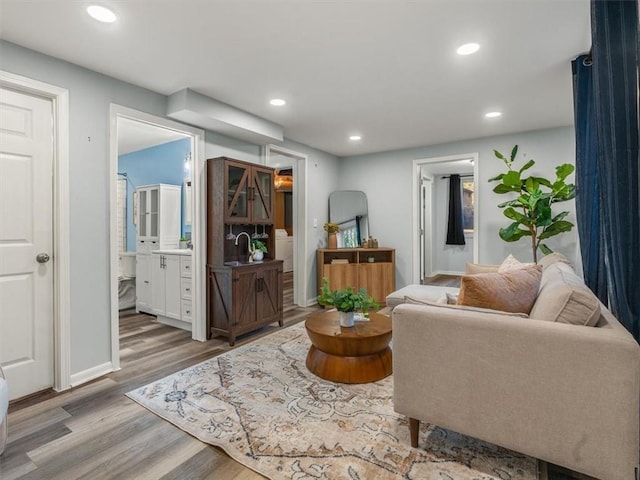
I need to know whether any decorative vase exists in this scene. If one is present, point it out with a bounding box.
[338,311,355,328]
[328,233,338,249]
[252,250,264,261]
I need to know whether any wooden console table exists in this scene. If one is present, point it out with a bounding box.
[316,248,395,304]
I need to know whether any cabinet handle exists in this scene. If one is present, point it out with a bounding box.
[256,277,264,292]
[185,288,191,292]
[144,280,149,284]
[185,265,190,270]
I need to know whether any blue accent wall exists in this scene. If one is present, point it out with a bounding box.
[118,138,191,251]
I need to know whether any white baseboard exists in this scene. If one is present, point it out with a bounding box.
[69,362,114,388]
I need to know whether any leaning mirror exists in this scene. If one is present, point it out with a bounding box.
[329,190,369,248]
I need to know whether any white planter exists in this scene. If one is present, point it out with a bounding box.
[339,311,355,328]
[252,250,264,261]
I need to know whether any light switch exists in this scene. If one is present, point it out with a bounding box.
[313,218,318,228]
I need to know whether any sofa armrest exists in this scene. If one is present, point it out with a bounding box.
[392,303,640,480]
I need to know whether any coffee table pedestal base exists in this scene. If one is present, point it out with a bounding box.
[306,345,392,384]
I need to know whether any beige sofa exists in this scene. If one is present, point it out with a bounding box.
[391,257,640,480]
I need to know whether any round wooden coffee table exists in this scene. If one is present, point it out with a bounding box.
[304,310,392,384]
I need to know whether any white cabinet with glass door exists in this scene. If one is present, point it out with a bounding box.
[135,183,181,313]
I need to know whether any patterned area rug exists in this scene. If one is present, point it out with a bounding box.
[127,322,537,480]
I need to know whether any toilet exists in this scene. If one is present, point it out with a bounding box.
[118,252,136,310]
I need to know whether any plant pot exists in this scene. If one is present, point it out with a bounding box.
[252,250,264,261]
[327,233,338,249]
[338,311,355,328]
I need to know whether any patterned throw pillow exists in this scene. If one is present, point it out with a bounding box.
[498,254,535,273]
[457,265,543,314]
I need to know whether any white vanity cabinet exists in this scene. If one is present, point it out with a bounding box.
[135,183,181,314]
[151,253,181,320]
[135,253,152,312]
[151,250,192,331]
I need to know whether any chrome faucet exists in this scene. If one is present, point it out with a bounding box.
[234,231,252,261]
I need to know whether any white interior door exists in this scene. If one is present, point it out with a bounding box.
[0,87,54,400]
[420,176,434,281]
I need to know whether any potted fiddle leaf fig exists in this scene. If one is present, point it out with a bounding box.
[317,278,379,327]
[489,145,576,263]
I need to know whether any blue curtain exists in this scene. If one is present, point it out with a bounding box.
[446,174,465,245]
[575,0,639,340]
[572,55,608,304]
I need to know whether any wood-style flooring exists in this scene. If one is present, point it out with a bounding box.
[2,272,317,480]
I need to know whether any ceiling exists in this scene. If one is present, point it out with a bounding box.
[0,0,591,157]
[117,117,189,155]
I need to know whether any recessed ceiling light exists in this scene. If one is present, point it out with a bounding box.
[485,111,502,118]
[456,43,480,55]
[86,5,117,23]
[270,98,286,106]
[349,135,362,141]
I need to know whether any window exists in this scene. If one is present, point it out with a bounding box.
[462,180,474,232]
[338,219,360,248]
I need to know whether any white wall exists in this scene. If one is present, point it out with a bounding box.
[339,126,578,288]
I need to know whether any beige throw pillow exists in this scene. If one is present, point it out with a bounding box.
[457,265,543,314]
[530,263,601,326]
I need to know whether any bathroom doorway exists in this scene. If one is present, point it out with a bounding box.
[109,105,205,370]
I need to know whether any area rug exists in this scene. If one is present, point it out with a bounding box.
[127,322,537,480]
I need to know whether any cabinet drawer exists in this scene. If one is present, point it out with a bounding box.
[180,256,192,277]
[181,299,193,323]
[181,278,192,300]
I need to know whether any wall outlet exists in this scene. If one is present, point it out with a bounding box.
[313,218,318,228]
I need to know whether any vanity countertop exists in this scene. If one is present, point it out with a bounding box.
[153,249,192,255]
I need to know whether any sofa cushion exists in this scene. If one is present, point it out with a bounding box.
[404,295,528,318]
[538,252,571,270]
[385,284,460,308]
[530,262,601,326]
[465,262,499,274]
[457,265,543,314]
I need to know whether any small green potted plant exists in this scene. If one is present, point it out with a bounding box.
[179,236,189,249]
[250,239,267,262]
[317,278,379,327]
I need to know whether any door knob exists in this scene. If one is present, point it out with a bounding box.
[36,253,50,264]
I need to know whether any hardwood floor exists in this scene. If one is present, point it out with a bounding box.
[2,303,319,480]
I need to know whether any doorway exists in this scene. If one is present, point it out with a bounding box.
[109,105,205,371]
[412,153,479,284]
[0,71,71,398]
[265,144,308,307]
